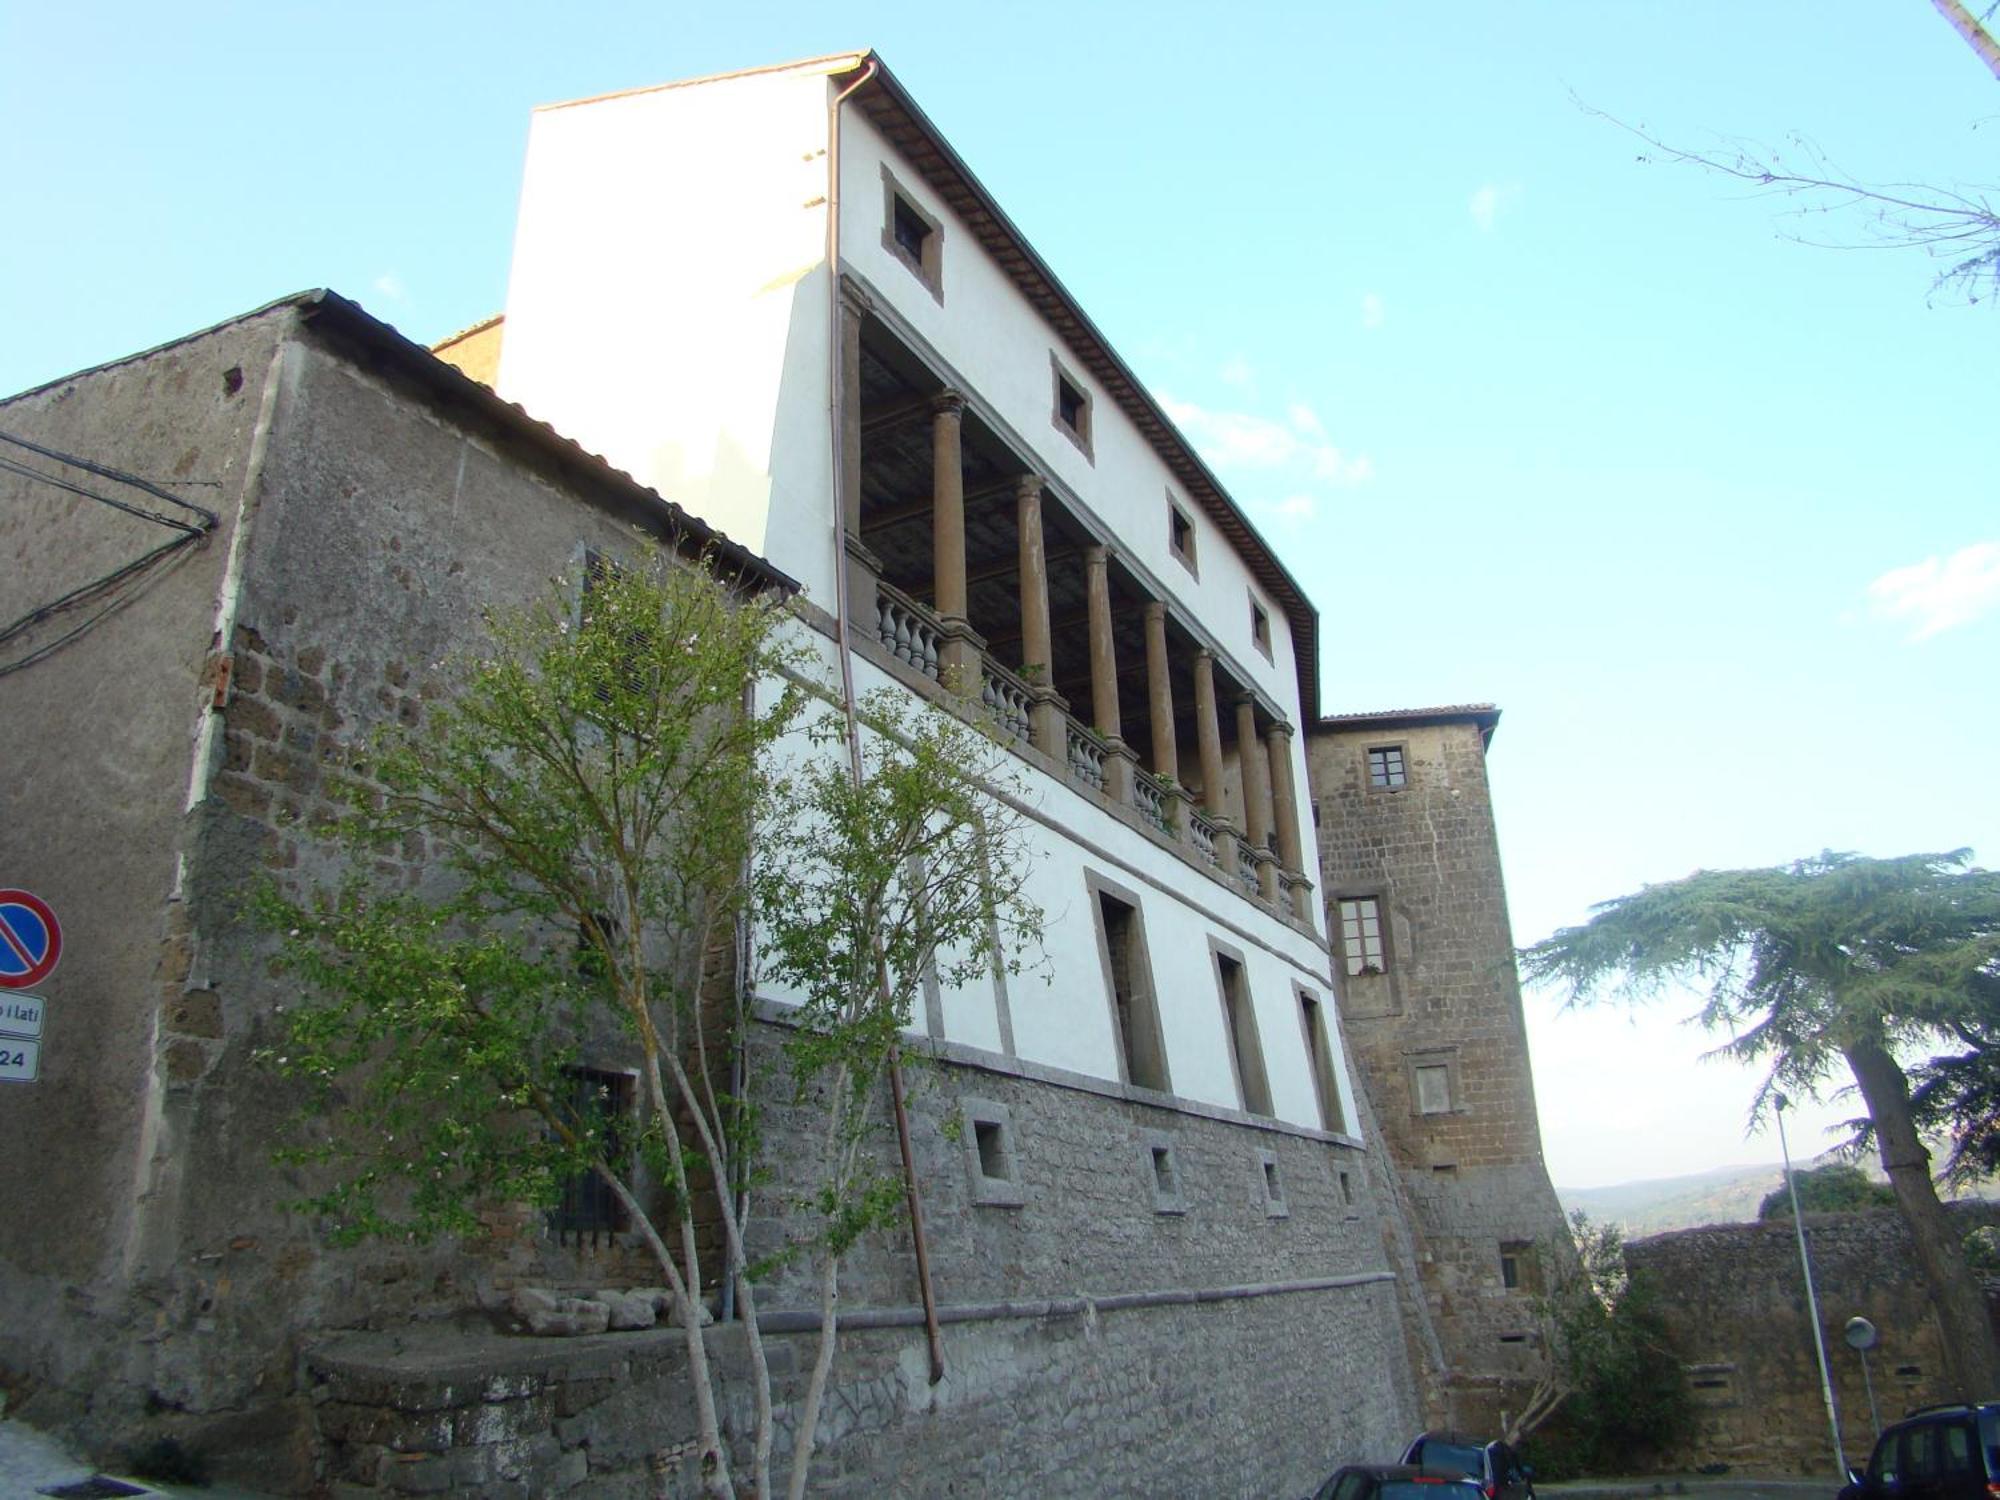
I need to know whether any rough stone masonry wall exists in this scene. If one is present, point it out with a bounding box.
[303,1036,1420,1498]
[1305,719,1570,1433]
[1,309,743,1489]
[1627,1203,2000,1476]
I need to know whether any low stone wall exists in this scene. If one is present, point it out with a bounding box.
[1626,1203,2000,1476]
[308,1273,1411,1498]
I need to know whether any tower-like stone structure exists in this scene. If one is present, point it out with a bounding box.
[1305,705,1568,1434]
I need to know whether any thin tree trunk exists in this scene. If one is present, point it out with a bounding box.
[1930,0,2000,81]
[787,1254,843,1500]
[1845,1037,2000,1399]
[600,1167,737,1500]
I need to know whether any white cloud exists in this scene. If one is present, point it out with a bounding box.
[1218,354,1255,389]
[1468,182,1520,232]
[1866,541,2000,640]
[1158,392,1373,523]
[372,272,408,301]
[1360,292,1386,329]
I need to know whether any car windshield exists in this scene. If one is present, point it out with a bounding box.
[1419,1445,1487,1480]
[1981,1410,2000,1474]
[1385,1484,1470,1500]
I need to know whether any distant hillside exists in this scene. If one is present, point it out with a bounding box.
[1561,1159,1998,1237]
[1558,1163,1784,1236]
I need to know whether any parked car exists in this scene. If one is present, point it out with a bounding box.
[1839,1403,2000,1500]
[1398,1434,1536,1500]
[1308,1463,1485,1500]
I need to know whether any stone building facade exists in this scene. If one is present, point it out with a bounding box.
[0,48,1445,1496]
[1305,707,1571,1434]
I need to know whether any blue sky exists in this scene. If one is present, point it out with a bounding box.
[4,2,1994,1188]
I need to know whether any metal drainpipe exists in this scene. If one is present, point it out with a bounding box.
[824,57,948,1386]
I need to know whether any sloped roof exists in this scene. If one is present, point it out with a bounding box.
[1316,703,1502,747]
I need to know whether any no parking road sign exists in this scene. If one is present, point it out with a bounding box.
[0,889,61,990]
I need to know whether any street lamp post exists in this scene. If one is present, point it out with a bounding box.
[1846,1315,1882,1442]
[1775,1092,1847,1479]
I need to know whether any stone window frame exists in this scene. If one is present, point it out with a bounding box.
[1049,351,1095,462]
[1295,982,1346,1134]
[1209,935,1274,1117]
[958,1095,1025,1208]
[1167,492,1199,579]
[1336,893,1389,978]
[1256,1148,1290,1219]
[880,164,943,304]
[1248,593,1273,662]
[1366,741,1410,793]
[1086,869,1173,1095]
[1408,1048,1461,1116]
[1142,1129,1188,1215]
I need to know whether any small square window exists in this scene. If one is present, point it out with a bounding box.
[1500,1240,1539,1294]
[1250,600,1272,659]
[1143,1131,1187,1215]
[880,167,942,302]
[1367,745,1407,790]
[1258,1150,1289,1218]
[892,196,930,260]
[975,1120,1007,1180]
[1338,897,1386,977]
[1168,499,1197,575]
[1050,355,1094,459]
[958,1097,1024,1207]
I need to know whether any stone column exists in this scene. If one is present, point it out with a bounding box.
[1016,475,1064,758]
[1266,721,1310,917]
[838,282,881,627]
[1237,696,1278,902]
[1192,650,1226,818]
[1192,649,1235,869]
[1084,544,1134,801]
[1143,601,1181,832]
[931,391,977,685]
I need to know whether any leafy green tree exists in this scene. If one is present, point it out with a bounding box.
[753,688,1042,1498]
[1534,1213,1692,1476]
[1520,850,2000,1401]
[257,552,1048,1500]
[1758,1163,1897,1220]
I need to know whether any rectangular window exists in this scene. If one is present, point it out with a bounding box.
[1414,1061,1453,1115]
[1216,951,1272,1116]
[958,1096,1024,1207]
[1250,599,1271,659]
[881,167,942,301]
[1298,988,1346,1133]
[1096,887,1169,1092]
[1338,897,1386,976]
[1259,1149,1289,1217]
[1500,1240,1539,1294]
[549,1066,634,1244]
[1050,353,1094,459]
[1168,498,1197,575]
[1367,744,1407,790]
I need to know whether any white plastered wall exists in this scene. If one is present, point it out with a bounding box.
[496,64,843,602]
